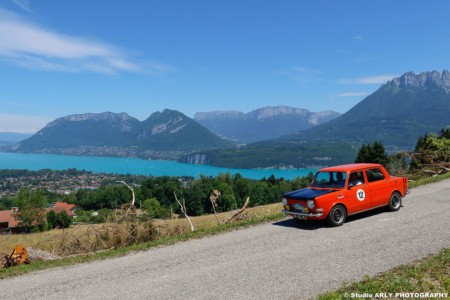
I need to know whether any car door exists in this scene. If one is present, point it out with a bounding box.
[345,170,372,213]
[365,168,390,207]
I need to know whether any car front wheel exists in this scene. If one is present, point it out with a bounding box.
[387,192,402,211]
[327,205,346,227]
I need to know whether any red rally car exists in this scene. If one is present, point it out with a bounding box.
[282,163,409,226]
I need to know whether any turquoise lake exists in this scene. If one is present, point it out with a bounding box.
[0,152,316,180]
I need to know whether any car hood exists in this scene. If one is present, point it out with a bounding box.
[283,188,336,200]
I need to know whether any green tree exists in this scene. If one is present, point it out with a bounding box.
[13,188,48,232]
[233,174,252,207]
[142,198,170,219]
[55,211,72,228]
[184,185,207,216]
[216,183,237,212]
[440,128,450,139]
[0,197,13,210]
[355,141,388,165]
[46,210,57,229]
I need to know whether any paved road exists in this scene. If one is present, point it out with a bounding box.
[1,179,449,300]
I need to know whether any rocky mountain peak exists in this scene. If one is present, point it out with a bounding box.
[245,106,309,120]
[141,109,191,136]
[42,112,137,133]
[194,111,244,120]
[64,112,132,122]
[385,70,450,91]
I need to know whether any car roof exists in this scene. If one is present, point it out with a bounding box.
[318,163,383,172]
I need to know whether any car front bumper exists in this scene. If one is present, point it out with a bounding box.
[282,209,324,218]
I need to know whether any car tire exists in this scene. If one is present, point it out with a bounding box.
[387,192,402,211]
[327,205,346,227]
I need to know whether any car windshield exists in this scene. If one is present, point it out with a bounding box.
[311,171,347,188]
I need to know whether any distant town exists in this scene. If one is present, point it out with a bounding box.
[0,169,148,198]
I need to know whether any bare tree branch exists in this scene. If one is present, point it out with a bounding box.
[174,192,195,232]
[225,197,250,224]
[116,181,136,206]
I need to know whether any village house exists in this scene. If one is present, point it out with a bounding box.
[47,202,78,217]
[0,208,19,234]
[0,202,78,234]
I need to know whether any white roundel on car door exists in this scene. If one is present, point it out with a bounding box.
[356,189,365,201]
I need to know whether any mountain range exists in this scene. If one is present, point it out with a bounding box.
[11,106,341,159]
[194,107,340,143]
[13,110,233,160]
[9,70,450,168]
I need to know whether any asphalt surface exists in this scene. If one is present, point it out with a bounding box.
[0,179,449,300]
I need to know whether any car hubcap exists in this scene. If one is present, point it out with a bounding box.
[333,209,343,222]
[392,195,400,208]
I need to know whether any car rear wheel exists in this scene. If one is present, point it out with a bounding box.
[387,192,402,211]
[327,205,346,227]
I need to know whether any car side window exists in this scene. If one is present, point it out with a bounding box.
[333,172,347,187]
[366,168,385,182]
[349,171,365,186]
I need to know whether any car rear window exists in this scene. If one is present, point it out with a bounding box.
[366,168,385,182]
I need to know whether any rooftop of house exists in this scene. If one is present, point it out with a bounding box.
[0,209,19,228]
[48,202,78,217]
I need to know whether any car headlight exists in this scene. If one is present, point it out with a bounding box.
[282,198,287,206]
[307,200,314,209]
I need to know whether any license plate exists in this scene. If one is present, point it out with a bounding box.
[293,204,304,212]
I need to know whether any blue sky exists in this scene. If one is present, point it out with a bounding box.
[0,0,449,133]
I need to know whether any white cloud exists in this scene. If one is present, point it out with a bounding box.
[0,114,52,133]
[339,74,398,85]
[337,92,368,97]
[0,8,173,76]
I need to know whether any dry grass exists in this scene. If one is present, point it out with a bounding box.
[157,203,281,230]
[0,203,282,257]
